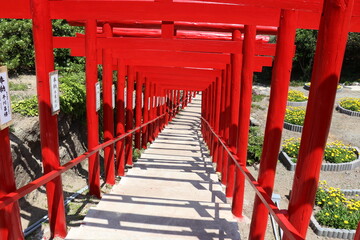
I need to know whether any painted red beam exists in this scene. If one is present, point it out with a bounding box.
[140,70,220,79]
[100,27,271,41]
[134,66,221,76]
[53,36,274,70]
[53,35,275,56]
[69,20,278,34]
[3,0,360,32]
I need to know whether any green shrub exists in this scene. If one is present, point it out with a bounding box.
[282,138,357,163]
[12,72,86,118]
[247,127,263,165]
[315,181,360,230]
[0,19,34,75]
[0,19,84,75]
[339,97,360,112]
[59,72,86,119]
[12,96,39,117]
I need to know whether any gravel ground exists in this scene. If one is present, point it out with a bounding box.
[237,84,360,240]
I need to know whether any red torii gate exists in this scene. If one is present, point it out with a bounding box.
[0,0,360,239]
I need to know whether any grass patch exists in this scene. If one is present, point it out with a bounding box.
[252,94,266,102]
[252,104,265,111]
[9,81,29,91]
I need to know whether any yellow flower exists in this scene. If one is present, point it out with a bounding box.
[334,215,339,218]
[344,220,349,224]
[325,213,330,216]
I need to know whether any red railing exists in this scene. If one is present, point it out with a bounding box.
[0,98,186,235]
[201,117,304,240]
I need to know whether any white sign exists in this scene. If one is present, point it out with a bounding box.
[0,67,12,130]
[96,82,101,111]
[112,84,115,109]
[49,70,60,115]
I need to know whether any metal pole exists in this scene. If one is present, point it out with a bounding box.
[286,0,354,237]
[31,0,68,235]
[102,23,115,185]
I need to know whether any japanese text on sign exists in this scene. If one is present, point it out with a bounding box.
[49,71,60,115]
[112,84,115,109]
[96,82,101,112]
[0,66,12,130]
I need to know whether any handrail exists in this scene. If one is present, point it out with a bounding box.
[0,101,185,210]
[200,116,304,240]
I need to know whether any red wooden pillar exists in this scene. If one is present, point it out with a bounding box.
[249,10,297,239]
[31,0,68,236]
[355,222,360,240]
[176,90,180,114]
[102,23,115,185]
[165,90,169,125]
[148,83,154,143]
[85,19,101,198]
[0,129,23,239]
[168,90,173,120]
[115,59,126,176]
[135,72,143,150]
[216,70,226,175]
[189,91,193,103]
[208,84,213,151]
[226,30,242,198]
[151,84,157,141]
[232,25,256,217]
[212,77,221,164]
[222,64,231,185]
[142,78,150,149]
[286,0,354,238]
[125,66,134,166]
[181,90,186,109]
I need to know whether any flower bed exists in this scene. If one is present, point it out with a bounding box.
[336,98,360,117]
[309,182,360,239]
[304,82,343,92]
[287,90,308,107]
[279,138,360,171]
[284,107,305,132]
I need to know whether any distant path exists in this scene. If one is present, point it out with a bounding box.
[66,95,240,240]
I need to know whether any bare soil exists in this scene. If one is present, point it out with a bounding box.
[237,85,360,240]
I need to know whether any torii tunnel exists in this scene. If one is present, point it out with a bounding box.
[1,0,360,239]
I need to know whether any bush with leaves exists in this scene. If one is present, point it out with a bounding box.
[247,127,264,165]
[0,19,84,76]
[13,72,86,118]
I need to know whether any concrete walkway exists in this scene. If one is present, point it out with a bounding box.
[66,96,240,240]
